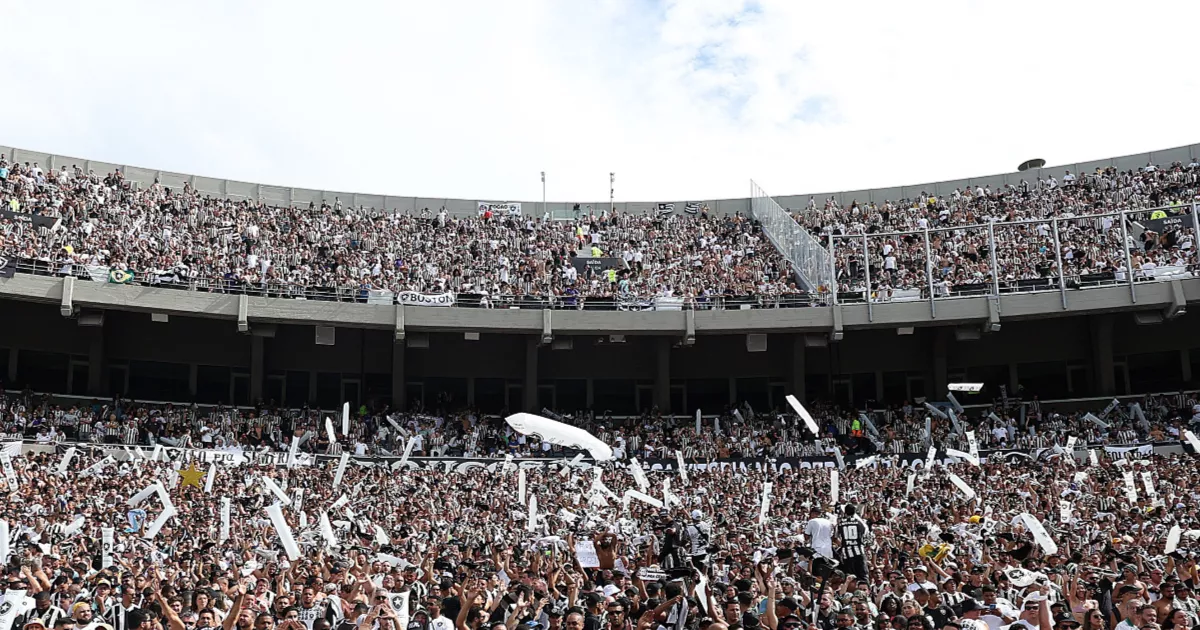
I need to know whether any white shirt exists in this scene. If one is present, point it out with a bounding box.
[805,517,835,558]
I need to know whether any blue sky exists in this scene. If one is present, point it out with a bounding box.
[1,0,1198,203]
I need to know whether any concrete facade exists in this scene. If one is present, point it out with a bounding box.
[3,274,1199,415]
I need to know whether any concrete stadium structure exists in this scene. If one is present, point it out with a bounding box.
[2,144,1200,414]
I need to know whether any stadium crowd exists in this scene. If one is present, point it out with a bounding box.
[0,158,798,305]
[2,412,1200,630]
[2,387,1196,461]
[791,162,1200,299]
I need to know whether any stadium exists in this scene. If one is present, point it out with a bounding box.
[0,143,1197,416]
[9,7,1200,630]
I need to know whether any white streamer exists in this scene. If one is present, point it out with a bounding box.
[1123,471,1138,503]
[527,495,538,532]
[0,521,8,565]
[101,527,114,568]
[758,482,773,525]
[262,476,292,506]
[948,473,976,500]
[57,447,77,476]
[629,458,650,491]
[319,512,338,548]
[624,489,665,508]
[1017,513,1058,555]
[785,395,820,436]
[204,463,216,493]
[518,468,526,505]
[220,498,231,542]
[0,454,17,492]
[333,452,350,488]
[1166,525,1182,554]
[265,503,301,561]
[830,470,839,505]
[945,449,980,466]
[342,402,351,435]
[676,451,688,483]
[1059,500,1071,524]
[399,437,416,467]
[143,506,176,540]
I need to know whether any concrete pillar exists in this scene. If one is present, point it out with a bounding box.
[1090,315,1115,396]
[1182,348,1192,385]
[654,338,671,412]
[392,344,406,411]
[87,330,105,396]
[523,337,538,412]
[790,335,806,401]
[250,336,264,403]
[931,329,949,397]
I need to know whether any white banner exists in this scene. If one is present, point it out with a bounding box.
[477,201,522,216]
[396,291,455,307]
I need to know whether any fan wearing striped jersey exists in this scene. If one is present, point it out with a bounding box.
[836,505,872,581]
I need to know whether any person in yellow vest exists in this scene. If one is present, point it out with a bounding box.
[1150,209,1167,220]
[851,417,863,437]
[591,244,603,258]
[605,268,617,284]
[8,198,18,212]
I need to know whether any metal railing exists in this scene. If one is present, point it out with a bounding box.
[5,259,817,310]
[826,202,1200,318]
[751,179,835,295]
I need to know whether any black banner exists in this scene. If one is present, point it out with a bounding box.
[0,209,61,230]
[571,256,625,274]
[0,256,14,279]
[1142,214,1188,233]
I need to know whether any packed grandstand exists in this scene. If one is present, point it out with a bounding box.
[1,151,1197,309]
[3,143,1200,630]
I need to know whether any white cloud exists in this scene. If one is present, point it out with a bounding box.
[0,0,1198,204]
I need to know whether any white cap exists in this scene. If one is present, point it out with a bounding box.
[691,510,703,520]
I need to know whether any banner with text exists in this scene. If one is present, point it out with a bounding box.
[397,291,455,307]
[477,202,522,216]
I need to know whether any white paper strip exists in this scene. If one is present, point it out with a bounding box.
[143,506,176,540]
[695,409,701,434]
[1166,525,1182,554]
[0,521,9,566]
[758,482,773,525]
[127,483,160,507]
[785,395,820,436]
[924,402,948,420]
[1084,413,1109,429]
[373,523,389,545]
[624,489,665,508]
[287,432,300,468]
[947,409,962,434]
[1141,471,1157,497]
[342,402,351,435]
[151,444,163,462]
[676,451,688,483]
[101,527,114,568]
[399,437,416,467]
[0,590,26,630]
[1123,471,1138,503]
[203,463,216,493]
[946,392,964,413]
[220,498,230,542]
[923,446,936,476]
[945,449,980,466]
[966,431,979,460]
[906,473,915,496]
[325,417,338,445]
[830,470,839,505]
[265,503,301,561]
[1018,513,1058,555]
[61,515,86,537]
[1089,449,1099,466]
[319,512,338,548]
[948,473,976,500]
[0,454,17,492]
[1184,430,1200,453]
[1073,471,1088,483]
[855,455,877,469]
[526,495,538,532]
[78,455,115,478]
[299,511,308,530]
[948,383,984,392]
[518,468,526,505]
[57,447,77,476]
[1059,500,1071,524]
[333,452,349,488]
[330,494,349,510]
[629,458,650,491]
[262,476,292,506]
[1066,436,1077,451]
[293,488,305,513]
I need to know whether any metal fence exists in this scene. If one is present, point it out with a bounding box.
[751,179,835,295]
[827,202,1200,320]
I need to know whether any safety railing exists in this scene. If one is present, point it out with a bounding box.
[751,180,835,296]
[4,259,818,310]
[827,202,1200,319]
